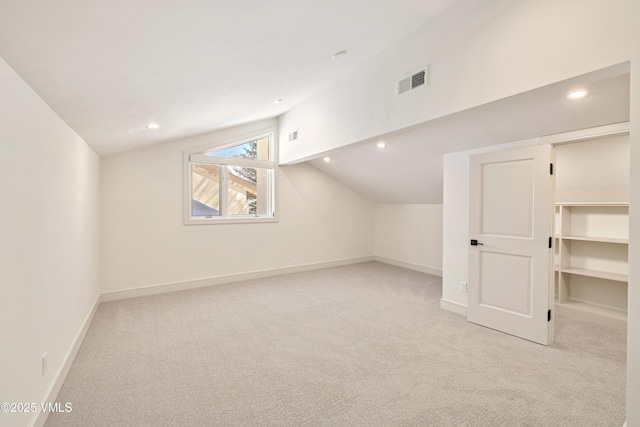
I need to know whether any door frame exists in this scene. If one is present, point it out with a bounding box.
[541,122,630,331]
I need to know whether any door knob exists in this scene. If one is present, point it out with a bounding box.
[470,240,484,246]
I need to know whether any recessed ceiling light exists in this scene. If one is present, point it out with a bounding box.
[567,89,588,100]
[332,50,348,60]
[323,156,331,162]
[145,122,159,130]
[274,98,283,104]
[377,142,386,149]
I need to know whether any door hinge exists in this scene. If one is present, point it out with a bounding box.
[550,163,554,175]
[548,309,552,322]
[549,236,552,249]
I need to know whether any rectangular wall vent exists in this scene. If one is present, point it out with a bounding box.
[289,130,298,142]
[411,70,426,89]
[398,66,429,95]
[398,77,411,95]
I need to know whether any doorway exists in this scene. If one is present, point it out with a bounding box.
[544,123,630,330]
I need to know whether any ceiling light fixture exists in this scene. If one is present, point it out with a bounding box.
[332,50,348,60]
[145,122,159,130]
[567,89,588,100]
[377,142,386,149]
[323,156,331,162]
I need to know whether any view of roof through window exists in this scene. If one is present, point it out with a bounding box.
[189,134,274,220]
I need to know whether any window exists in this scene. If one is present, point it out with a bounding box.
[185,130,276,224]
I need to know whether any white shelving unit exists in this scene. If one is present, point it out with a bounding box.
[554,202,629,328]
[547,125,630,329]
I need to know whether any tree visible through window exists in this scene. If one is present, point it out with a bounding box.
[185,132,275,223]
[228,139,259,214]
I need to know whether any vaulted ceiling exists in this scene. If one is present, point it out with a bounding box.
[0,0,460,156]
[307,63,630,204]
[0,2,630,206]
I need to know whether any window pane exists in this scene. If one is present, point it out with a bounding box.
[206,136,270,161]
[227,166,271,215]
[191,164,220,216]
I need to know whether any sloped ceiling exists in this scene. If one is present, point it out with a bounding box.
[0,0,460,156]
[0,2,630,206]
[308,63,630,204]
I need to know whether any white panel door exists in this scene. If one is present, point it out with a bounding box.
[468,144,553,345]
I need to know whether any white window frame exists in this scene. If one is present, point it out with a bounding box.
[184,128,277,225]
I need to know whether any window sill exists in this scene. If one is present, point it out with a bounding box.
[184,216,278,225]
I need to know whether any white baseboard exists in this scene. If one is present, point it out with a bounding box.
[101,256,375,302]
[440,298,467,317]
[373,256,442,277]
[31,293,102,427]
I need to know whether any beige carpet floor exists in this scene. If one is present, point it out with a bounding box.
[45,262,626,426]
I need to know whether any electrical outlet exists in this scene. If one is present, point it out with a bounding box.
[459,281,468,293]
[287,251,293,260]
[42,353,48,376]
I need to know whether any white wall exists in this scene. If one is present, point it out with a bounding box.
[555,134,629,203]
[627,1,640,423]
[441,152,470,313]
[374,204,442,276]
[279,0,632,164]
[0,57,100,427]
[100,118,374,295]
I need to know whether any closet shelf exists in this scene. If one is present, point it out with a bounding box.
[555,202,629,207]
[553,131,629,328]
[561,268,627,283]
[561,235,628,244]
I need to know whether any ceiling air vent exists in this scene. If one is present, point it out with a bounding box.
[398,67,429,95]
